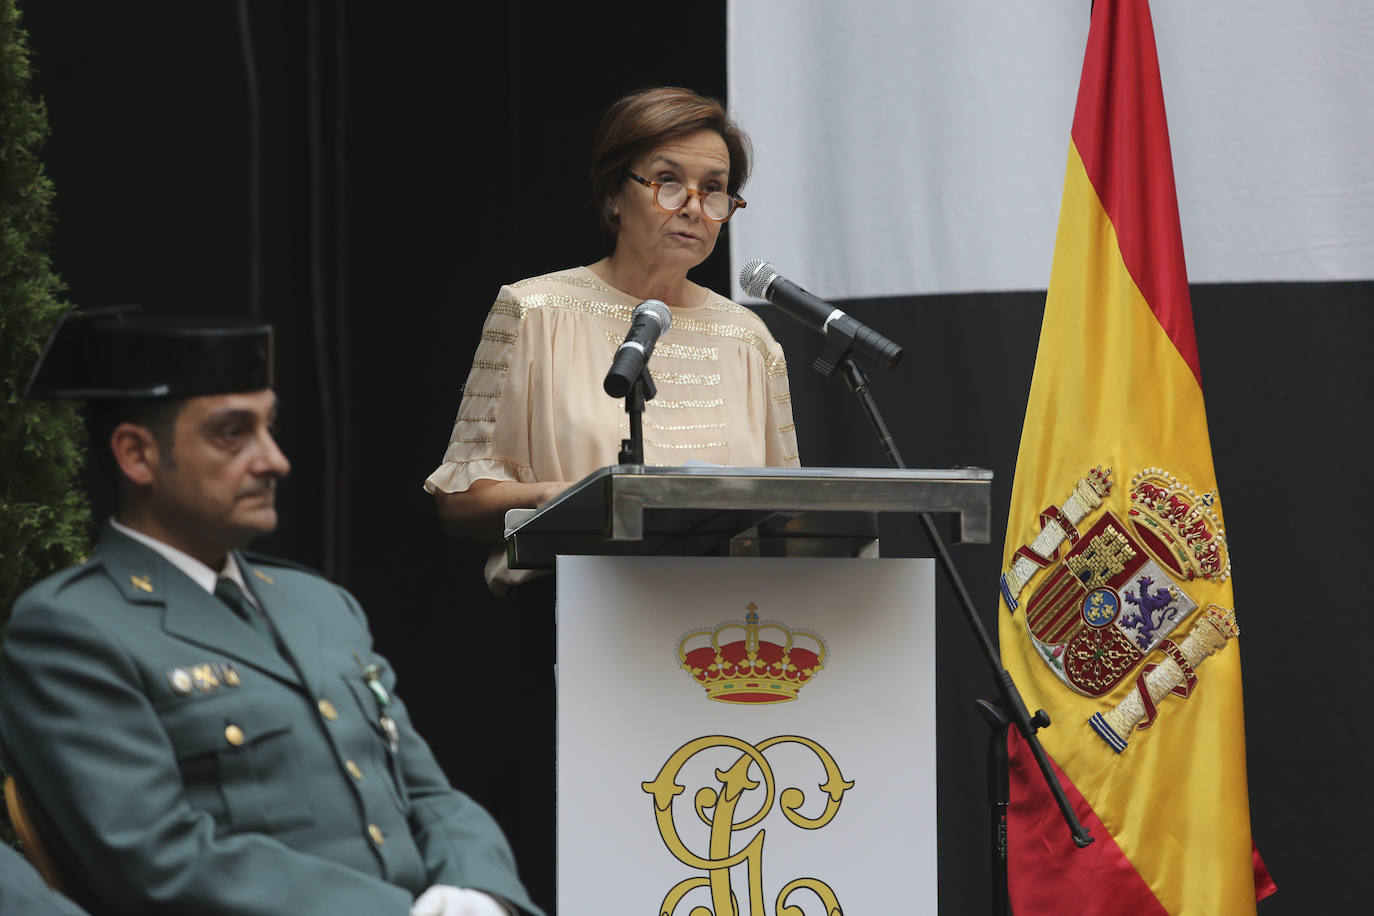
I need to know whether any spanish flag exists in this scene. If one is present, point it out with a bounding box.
[998,1,1275,912]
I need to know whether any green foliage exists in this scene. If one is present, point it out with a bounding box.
[1,0,92,858]
[0,0,91,635]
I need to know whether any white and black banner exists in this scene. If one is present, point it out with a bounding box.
[728,0,1374,299]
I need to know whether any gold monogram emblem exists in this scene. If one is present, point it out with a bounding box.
[642,735,853,915]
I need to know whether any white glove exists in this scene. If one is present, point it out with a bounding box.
[409,885,513,916]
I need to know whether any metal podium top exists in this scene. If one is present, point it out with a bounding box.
[503,465,992,570]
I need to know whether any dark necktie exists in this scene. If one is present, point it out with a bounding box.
[214,576,278,648]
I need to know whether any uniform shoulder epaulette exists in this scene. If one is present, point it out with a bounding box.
[51,554,107,585]
[14,556,105,604]
[239,550,326,580]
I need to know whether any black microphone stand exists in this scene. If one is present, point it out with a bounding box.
[810,327,1093,915]
[617,368,656,466]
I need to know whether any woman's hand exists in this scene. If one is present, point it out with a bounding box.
[434,479,572,543]
[533,480,570,507]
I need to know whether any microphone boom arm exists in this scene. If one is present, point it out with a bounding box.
[807,317,1095,876]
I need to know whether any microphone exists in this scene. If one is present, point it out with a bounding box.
[739,260,903,369]
[604,299,672,398]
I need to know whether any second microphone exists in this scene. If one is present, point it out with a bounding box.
[739,260,903,369]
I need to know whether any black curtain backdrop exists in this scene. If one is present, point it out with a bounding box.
[21,1,1372,911]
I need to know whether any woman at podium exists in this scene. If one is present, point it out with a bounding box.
[424,86,801,595]
[421,86,802,913]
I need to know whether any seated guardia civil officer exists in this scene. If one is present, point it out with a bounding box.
[0,310,540,916]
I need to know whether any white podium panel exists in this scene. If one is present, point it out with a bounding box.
[557,556,937,914]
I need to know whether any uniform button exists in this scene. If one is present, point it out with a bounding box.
[317,699,339,720]
[345,760,363,781]
[224,725,245,746]
[368,824,385,845]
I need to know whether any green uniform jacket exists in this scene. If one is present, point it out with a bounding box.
[0,526,542,916]
[0,844,89,915]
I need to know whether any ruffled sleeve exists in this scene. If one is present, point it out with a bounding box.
[424,287,540,494]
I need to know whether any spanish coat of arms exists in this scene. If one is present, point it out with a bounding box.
[1001,467,1239,751]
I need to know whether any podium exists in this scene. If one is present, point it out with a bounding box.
[503,464,993,565]
[515,465,990,914]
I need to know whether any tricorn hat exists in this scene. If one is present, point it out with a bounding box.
[25,306,274,400]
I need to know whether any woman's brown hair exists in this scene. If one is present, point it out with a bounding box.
[590,86,752,247]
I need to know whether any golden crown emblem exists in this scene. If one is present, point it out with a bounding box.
[677,603,827,704]
[1127,468,1231,582]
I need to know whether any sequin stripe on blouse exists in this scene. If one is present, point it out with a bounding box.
[768,377,802,467]
[641,419,727,432]
[644,438,728,450]
[651,371,721,387]
[656,342,720,361]
[618,424,728,452]
[507,291,785,374]
[703,298,754,315]
[509,272,614,293]
[449,391,501,445]
[668,314,789,379]
[645,397,726,409]
[514,293,636,323]
[602,330,719,363]
[451,298,525,447]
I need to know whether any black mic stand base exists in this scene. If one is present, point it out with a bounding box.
[975,699,1012,916]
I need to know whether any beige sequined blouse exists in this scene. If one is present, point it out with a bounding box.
[425,267,803,588]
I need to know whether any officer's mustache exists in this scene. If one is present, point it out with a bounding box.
[237,479,278,499]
